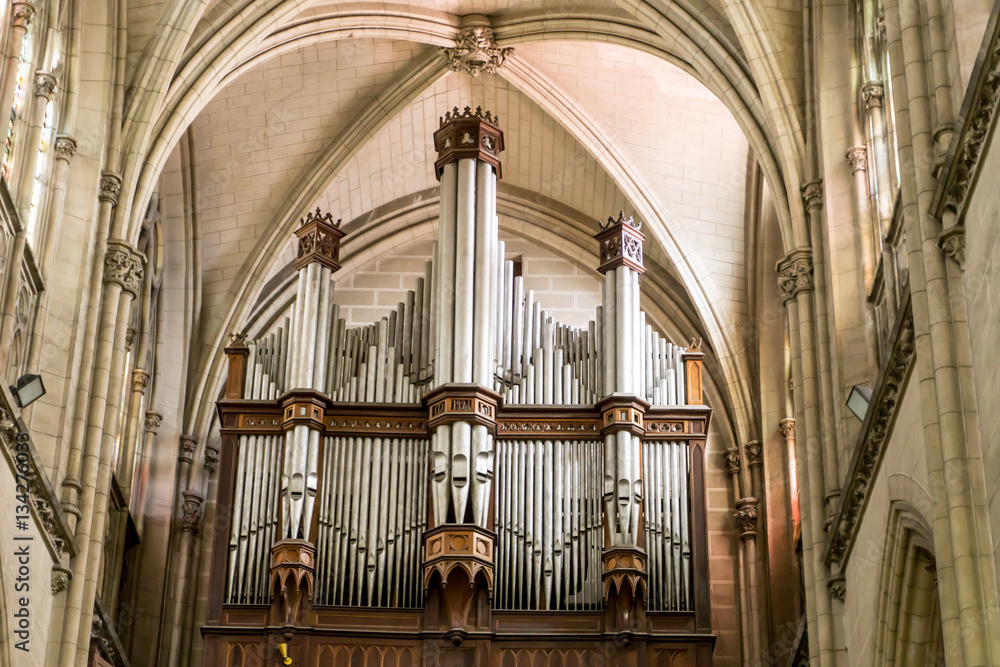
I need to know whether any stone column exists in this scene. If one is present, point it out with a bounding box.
[0,4,34,140]
[846,147,881,381]
[862,82,892,237]
[14,69,54,222]
[57,236,142,667]
[423,106,504,636]
[134,410,161,533]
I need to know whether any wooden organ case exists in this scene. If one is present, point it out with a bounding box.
[204,107,716,667]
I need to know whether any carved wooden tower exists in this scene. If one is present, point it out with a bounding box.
[204,107,715,667]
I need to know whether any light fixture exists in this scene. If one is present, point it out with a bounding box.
[846,385,872,421]
[10,373,45,408]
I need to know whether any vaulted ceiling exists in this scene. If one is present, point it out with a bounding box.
[132,0,807,442]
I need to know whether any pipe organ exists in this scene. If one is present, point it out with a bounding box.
[206,107,716,667]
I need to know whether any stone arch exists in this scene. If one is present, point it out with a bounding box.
[872,497,944,666]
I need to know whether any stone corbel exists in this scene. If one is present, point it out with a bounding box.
[938,225,965,270]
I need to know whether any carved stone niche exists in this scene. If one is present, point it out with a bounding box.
[269,539,316,633]
[603,546,648,634]
[423,525,494,632]
[595,211,645,275]
[433,106,505,179]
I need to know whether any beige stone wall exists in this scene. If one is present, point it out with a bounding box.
[962,130,1000,588]
[843,374,929,662]
[0,456,56,667]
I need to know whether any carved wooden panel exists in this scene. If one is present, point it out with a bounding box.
[495,648,598,667]
[226,642,264,667]
[317,644,419,667]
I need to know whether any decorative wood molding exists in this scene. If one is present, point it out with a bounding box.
[433,106,505,179]
[595,211,645,275]
[825,292,915,568]
[294,208,345,273]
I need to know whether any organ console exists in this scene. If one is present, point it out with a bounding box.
[205,106,715,667]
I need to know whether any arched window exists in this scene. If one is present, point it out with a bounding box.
[2,28,32,182]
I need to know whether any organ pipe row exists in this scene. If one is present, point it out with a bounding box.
[324,261,433,404]
[217,111,709,625]
[226,434,283,604]
[494,440,604,611]
[642,440,692,611]
[315,436,428,607]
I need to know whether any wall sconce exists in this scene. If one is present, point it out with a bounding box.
[846,385,872,421]
[10,373,45,408]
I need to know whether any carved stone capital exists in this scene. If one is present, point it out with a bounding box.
[827,574,846,602]
[861,81,883,109]
[938,226,965,270]
[51,565,71,594]
[103,243,143,296]
[443,26,513,78]
[33,71,56,99]
[733,497,758,539]
[12,3,36,29]
[54,134,77,162]
[745,440,763,468]
[203,445,220,473]
[132,368,149,393]
[180,491,203,532]
[777,249,814,302]
[846,146,867,173]
[178,435,198,464]
[725,447,740,475]
[779,417,795,440]
[98,171,122,204]
[801,180,824,211]
[144,410,162,434]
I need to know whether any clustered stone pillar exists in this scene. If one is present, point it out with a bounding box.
[423,106,503,635]
[778,246,844,667]
[595,211,649,631]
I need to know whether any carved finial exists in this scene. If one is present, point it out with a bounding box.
[440,105,500,128]
[599,211,641,231]
[300,207,340,229]
[687,338,702,352]
[229,331,249,346]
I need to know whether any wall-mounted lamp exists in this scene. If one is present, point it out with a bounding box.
[846,385,872,421]
[10,373,45,408]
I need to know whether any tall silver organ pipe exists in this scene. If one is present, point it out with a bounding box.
[428,107,503,529]
[642,440,693,611]
[494,439,604,610]
[323,261,434,404]
[315,436,428,607]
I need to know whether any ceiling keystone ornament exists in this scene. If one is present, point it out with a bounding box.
[861,81,883,109]
[779,418,795,440]
[98,171,122,204]
[801,180,824,211]
[938,226,965,269]
[54,135,76,161]
[777,249,815,302]
[443,26,513,77]
[745,441,763,467]
[33,71,56,99]
[827,575,846,602]
[846,146,867,173]
[181,491,204,532]
[178,435,198,464]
